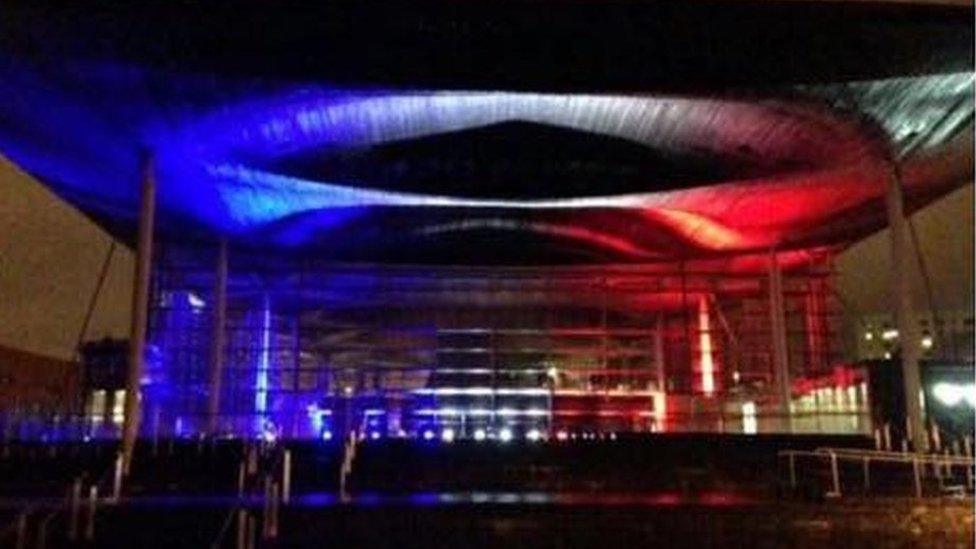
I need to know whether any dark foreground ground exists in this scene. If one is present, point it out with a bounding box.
[79,496,972,548]
[0,436,972,547]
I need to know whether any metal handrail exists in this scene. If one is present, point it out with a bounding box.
[779,447,975,499]
[812,447,975,465]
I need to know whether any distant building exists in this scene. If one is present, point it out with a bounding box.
[854,310,975,363]
[0,344,81,415]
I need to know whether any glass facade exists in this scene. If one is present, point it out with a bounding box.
[134,243,869,441]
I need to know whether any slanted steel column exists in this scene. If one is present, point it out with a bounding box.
[207,239,228,435]
[884,164,927,451]
[122,153,156,473]
[768,251,791,422]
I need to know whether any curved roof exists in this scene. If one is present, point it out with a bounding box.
[0,1,972,266]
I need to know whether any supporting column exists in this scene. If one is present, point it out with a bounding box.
[884,164,926,451]
[122,153,156,473]
[804,278,826,373]
[654,314,665,392]
[769,251,791,424]
[207,239,228,435]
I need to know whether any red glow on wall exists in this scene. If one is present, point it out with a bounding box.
[698,294,716,395]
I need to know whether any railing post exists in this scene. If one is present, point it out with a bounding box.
[827,451,840,497]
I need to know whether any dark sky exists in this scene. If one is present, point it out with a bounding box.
[0,155,972,360]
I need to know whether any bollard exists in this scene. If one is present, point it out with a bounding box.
[68,478,81,541]
[112,453,123,502]
[282,450,292,505]
[261,476,272,538]
[247,447,257,475]
[84,485,98,541]
[788,453,796,489]
[862,457,870,492]
[912,457,922,498]
[268,483,280,539]
[237,461,246,498]
[883,423,892,452]
[37,516,49,549]
[235,510,247,549]
[14,511,27,549]
[247,513,256,549]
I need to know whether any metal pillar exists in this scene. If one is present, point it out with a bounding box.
[654,314,665,392]
[804,278,825,373]
[768,251,791,422]
[884,164,927,451]
[207,239,228,435]
[122,152,156,474]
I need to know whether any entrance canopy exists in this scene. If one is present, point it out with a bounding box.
[0,1,972,266]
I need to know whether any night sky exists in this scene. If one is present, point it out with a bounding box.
[0,154,972,361]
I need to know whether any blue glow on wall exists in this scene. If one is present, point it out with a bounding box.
[255,294,271,420]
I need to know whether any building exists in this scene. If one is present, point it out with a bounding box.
[856,310,975,363]
[0,2,971,443]
[0,344,80,414]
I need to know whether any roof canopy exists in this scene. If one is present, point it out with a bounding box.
[0,1,972,266]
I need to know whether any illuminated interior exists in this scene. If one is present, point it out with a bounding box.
[134,247,872,440]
